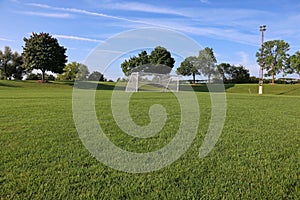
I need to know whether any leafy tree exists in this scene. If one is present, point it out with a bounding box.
[216,63,250,83]
[121,50,149,76]
[121,47,175,76]
[76,64,89,81]
[0,46,12,79]
[137,50,149,65]
[289,51,300,77]
[10,52,24,80]
[22,32,67,82]
[0,46,24,80]
[256,40,290,84]
[149,46,175,69]
[121,57,136,76]
[198,47,217,83]
[57,62,78,81]
[217,63,231,81]
[57,62,89,81]
[176,56,200,83]
[230,65,250,83]
[88,71,105,81]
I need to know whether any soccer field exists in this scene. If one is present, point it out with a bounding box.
[0,81,299,199]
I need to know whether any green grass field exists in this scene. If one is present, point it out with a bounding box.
[0,80,299,199]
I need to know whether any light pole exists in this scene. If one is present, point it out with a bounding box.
[259,25,266,95]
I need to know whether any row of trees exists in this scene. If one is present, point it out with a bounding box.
[56,62,106,81]
[177,47,217,83]
[120,43,300,84]
[176,48,254,83]
[24,62,106,81]
[0,33,106,81]
[121,47,252,83]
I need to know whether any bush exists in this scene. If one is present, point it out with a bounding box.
[88,71,105,81]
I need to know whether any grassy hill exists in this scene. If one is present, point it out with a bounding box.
[1,80,300,96]
[0,80,299,199]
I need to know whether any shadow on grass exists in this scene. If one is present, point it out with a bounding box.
[181,84,235,92]
[74,81,126,91]
[277,87,300,95]
[74,82,235,92]
[51,81,74,86]
[0,81,22,88]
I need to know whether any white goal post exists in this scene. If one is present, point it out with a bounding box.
[125,72,180,92]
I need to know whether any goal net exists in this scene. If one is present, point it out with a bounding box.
[125,72,180,92]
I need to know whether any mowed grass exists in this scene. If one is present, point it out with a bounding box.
[0,80,299,199]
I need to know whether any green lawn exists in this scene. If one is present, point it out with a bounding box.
[0,81,299,199]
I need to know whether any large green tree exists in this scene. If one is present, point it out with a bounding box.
[22,32,67,82]
[176,56,200,84]
[0,46,24,80]
[289,51,300,77]
[198,47,217,83]
[256,40,290,84]
[121,47,175,76]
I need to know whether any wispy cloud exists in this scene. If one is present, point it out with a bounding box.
[112,19,259,46]
[26,3,141,23]
[236,51,251,66]
[18,11,72,18]
[53,34,102,43]
[26,3,175,28]
[104,2,187,16]
[199,0,210,4]
[9,0,20,3]
[0,37,15,42]
[24,2,267,46]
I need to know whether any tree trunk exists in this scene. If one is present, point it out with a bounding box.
[192,73,196,84]
[42,70,45,82]
[4,64,7,80]
[271,64,275,84]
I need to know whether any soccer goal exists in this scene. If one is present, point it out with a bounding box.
[125,72,180,92]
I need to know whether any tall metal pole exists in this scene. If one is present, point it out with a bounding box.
[259,25,266,95]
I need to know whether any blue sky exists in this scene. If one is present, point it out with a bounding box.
[1,0,300,80]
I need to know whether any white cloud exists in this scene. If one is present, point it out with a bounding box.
[53,34,102,43]
[26,3,139,23]
[104,2,186,16]
[0,37,15,42]
[26,3,178,29]
[233,51,260,76]
[24,3,274,47]
[18,11,72,18]
[112,19,259,46]
[200,0,210,4]
[237,51,250,65]
[9,0,20,3]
